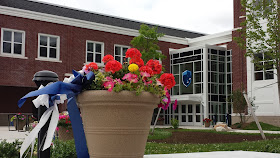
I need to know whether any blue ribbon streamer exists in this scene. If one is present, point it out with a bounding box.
[18,70,95,158]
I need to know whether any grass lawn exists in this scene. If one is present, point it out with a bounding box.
[145,128,280,154]
[243,122,280,131]
[145,139,280,154]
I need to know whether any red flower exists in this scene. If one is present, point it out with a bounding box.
[105,60,122,74]
[125,48,142,59]
[159,73,176,90]
[139,66,153,75]
[85,62,98,71]
[146,59,162,75]
[102,55,114,64]
[129,58,144,68]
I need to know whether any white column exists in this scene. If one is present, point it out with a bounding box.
[203,46,208,118]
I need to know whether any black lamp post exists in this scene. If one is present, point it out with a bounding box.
[33,70,58,158]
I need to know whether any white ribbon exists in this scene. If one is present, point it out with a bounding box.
[20,84,67,158]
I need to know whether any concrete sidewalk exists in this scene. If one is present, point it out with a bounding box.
[144,151,280,158]
[0,126,28,143]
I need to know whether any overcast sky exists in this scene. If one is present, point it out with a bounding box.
[38,0,233,35]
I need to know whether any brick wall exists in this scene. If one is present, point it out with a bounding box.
[0,14,187,88]
[231,0,247,91]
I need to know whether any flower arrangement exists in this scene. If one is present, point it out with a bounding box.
[81,48,177,109]
[10,113,26,122]
[158,116,165,121]
[203,118,212,123]
[10,113,36,122]
[57,112,71,132]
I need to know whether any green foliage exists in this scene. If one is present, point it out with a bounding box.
[234,0,280,86]
[244,122,280,131]
[0,140,21,158]
[148,128,172,140]
[130,24,166,63]
[51,139,77,158]
[171,118,179,129]
[229,88,247,123]
[145,139,280,154]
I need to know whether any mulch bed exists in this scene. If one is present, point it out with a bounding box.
[148,131,280,144]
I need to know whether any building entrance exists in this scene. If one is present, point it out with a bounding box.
[179,104,203,126]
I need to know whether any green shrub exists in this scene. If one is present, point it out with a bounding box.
[148,128,172,140]
[171,118,179,129]
[0,140,21,158]
[51,139,77,158]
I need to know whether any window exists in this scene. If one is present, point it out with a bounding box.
[155,50,163,64]
[114,45,129,64]
[86,41,104,65]
[38,34,60,61]
[1,28,25,58]
[254,53,274,80]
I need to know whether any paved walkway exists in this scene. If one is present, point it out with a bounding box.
[0,126,28,143]
[144,151,280,158]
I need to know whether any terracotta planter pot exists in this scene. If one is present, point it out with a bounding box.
[58,127,74,141]
[77,90,159,158]
[204,121,210,127]
[157,120,164,125]
[13,120,26,130]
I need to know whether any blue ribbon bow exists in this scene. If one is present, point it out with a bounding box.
[18,70,95,158]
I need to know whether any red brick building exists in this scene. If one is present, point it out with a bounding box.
[0,0,204,125]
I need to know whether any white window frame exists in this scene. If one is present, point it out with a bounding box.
[114,44,130,64]
[0,28,27,59]
[36,33,61,62]
[86,40,104,66]
[254,52,275,81]
[155,50,163,64]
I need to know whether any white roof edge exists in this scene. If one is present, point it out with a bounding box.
[187,30,232,44]
[0,6,189,45]
[28,0,206,36]
[169,44,227,55]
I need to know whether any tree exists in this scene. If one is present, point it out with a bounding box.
[230,88,247,124]
[130,24,166,63]
[234,0,280,101]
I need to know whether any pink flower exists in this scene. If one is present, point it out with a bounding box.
[82,65,90,74]
[140,72,150,78]
[143,80,152,86]
[105,76,114,82]
[122,73,138,83]
[173,100,178,110]
[56,127,59,131]
[156,79,163,86]
[115,78,123,85]
[103,81,115,92]
[66,130,69,133]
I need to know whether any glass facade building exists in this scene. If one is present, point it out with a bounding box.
[159,45,232,126]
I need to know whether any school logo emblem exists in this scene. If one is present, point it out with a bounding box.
[182,70,192,88]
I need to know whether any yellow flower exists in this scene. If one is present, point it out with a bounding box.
[128,64,139,72]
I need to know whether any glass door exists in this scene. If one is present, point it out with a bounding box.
[194,104,202,126]
[186,104,194,126]
[180,104,187,125]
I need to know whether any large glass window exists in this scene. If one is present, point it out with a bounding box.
[114,45,129,64]
[254,53,274,80]
[38,34,60,61]
[1,28,25,57]
[86,41,104,65]
[171,49,203,95]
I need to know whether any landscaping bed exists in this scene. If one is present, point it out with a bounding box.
[148,130,279,144]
